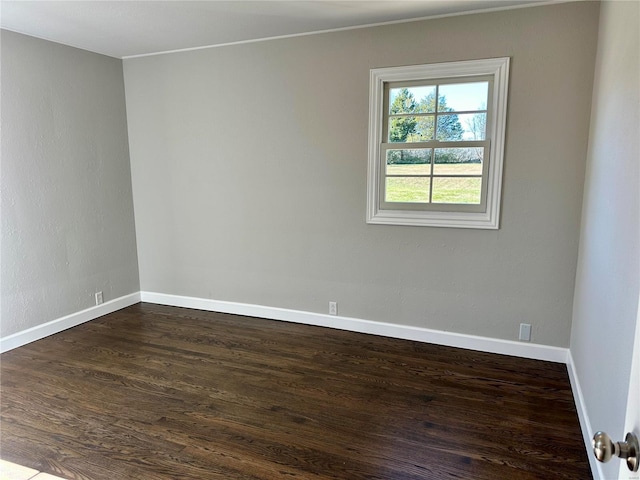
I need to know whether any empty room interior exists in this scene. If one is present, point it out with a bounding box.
[1,1,639,479]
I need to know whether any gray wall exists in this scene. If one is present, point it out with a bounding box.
[570,2,639,478]
[124,2,599,347]
[1,30,140,337]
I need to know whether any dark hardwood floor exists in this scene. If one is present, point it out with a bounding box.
[1,303,591,479]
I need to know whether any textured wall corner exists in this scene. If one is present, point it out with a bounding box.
[1,30,140,337]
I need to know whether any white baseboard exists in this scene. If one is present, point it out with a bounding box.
[1,290,569,364]
[140,291,569,363]
[0,292,141,353]
[567,351,602,480]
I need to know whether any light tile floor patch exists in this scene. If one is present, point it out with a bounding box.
[0,459,38,480]
[31,474,68,480]
[0,460,67,480]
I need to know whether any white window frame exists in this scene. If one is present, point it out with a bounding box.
[367,57,510,229]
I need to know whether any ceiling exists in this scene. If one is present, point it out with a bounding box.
[1,0,549,59]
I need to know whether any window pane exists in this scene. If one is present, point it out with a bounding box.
[389,86,436,114]
[458,113,487,140]
[436,114,465,141]
[385,177,431,203]
[389,116,434,142]
[438,82,489,112]
[386,149,432,175]
[432,177,482,204]
[433,163,482,176]
[434,148,483,175]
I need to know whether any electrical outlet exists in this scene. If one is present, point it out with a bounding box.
[329,301,337,316]
[519,323,531,342]
[95,291,104,306]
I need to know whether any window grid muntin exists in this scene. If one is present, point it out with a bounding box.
[381,140,490,211]
[385,75,492,142]
[379,147,489,212]
[382,76,492,210]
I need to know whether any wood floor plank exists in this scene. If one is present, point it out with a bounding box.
[1,303,592,479]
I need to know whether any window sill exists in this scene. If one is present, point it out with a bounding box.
[366,207,500,229]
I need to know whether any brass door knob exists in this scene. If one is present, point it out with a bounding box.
[592,431,639,472]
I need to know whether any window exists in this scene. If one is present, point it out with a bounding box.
[367,58,510,229]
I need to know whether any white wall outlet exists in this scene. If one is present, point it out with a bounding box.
[95,291,104,305]
[329,301,337,316]
[519,323,531,342]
